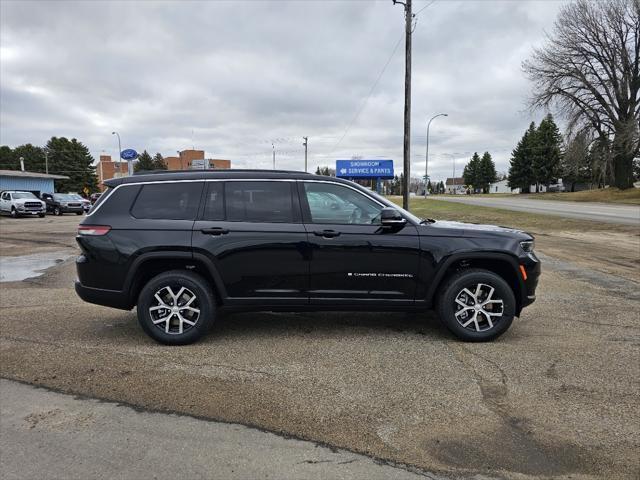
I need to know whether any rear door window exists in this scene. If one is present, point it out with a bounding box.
[225,181,295,223]
[131,182,203,220]
[202,182,225,221]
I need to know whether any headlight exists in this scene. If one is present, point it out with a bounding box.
[17,205,25,210]
[520,240,534,254]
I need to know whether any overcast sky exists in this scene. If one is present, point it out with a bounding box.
[1,0,565,182]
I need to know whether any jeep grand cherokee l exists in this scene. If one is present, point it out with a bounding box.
[75,170,540,345]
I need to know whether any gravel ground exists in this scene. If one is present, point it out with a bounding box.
[1,215,639,479]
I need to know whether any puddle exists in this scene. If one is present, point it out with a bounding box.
[0,252,74,282]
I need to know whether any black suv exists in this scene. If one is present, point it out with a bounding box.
[42,193,85,215]
[75,170,540,345]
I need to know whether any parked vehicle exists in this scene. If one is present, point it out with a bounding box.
[90,192,102,205]
[69,193,91,213]
[75,170,540,345]
[0,190,46,218]
[42,193,85,215]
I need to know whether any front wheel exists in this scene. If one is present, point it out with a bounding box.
[53,207,61,216]
[76,211,83,215]
[38,213,45,218]
[136,270,215,345]
[437,269,516,342]
[10,208,18,218]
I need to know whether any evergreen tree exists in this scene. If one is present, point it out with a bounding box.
[45,137,98,193]
[153,153,167,170]
[478,152,497,193]
[533,114,563,188]
[508,122,537,193]
[0,145,15,169]
[13,144,46,173]
[462,153,481,191]
[134,150,154,172]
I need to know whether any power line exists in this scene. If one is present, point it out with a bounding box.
[330,31,404,155]
[414,0,436,16]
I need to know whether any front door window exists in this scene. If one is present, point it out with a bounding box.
[302,182,382,225]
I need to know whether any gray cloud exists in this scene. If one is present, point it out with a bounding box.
[1,0,564,181]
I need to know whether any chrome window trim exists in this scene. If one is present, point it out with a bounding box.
[87,177,384,217]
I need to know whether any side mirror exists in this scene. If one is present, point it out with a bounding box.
[380,207,407,229]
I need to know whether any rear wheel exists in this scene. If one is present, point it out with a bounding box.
[136,270,215,345]
[437,269,516,342]
[53,206,61,216]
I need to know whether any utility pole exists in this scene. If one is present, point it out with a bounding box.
[394,0,413,211]
[302,136,308,172]
[44,149,49,174]
[272,143,276,170]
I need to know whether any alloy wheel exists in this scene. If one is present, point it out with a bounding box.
[148,285,200,335]
[453,283,504,332]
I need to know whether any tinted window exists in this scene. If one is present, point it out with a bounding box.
[202,182,224,221]
[131,182,203,220]
[225,181,294,223]
[303,182,383,225]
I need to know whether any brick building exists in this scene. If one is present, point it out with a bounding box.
[163,150,231,170]
[95,150,231,190]
[97,155,128,189]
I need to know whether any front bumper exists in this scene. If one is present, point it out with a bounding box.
[520,254,541,308]
[61,206,85,213]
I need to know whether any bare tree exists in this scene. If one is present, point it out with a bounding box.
[523,0,640,189]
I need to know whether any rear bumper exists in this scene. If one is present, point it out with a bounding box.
[75,281,132,310]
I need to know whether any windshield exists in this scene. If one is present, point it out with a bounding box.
[12,192,38,199]
[53,194,76,201]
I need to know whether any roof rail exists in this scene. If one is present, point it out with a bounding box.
[133,168,309,176]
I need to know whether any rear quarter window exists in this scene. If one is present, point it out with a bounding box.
[131,182,203,220]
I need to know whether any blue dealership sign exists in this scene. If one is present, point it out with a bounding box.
[336,159,394,179]
[120,149,138,160]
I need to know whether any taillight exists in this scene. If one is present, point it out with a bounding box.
[78,225,111,236]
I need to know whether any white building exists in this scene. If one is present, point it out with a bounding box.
[488,179,513,194]
[445,177,466,194]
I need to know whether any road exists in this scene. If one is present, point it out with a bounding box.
[0,379,430,480]
[429,196,640,225]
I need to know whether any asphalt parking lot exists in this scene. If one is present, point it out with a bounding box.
[1,214,639,479]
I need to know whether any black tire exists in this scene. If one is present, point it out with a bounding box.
[76,211,83,215]
[437,268,516,342]
[136,270,215,345]
[10,207,18,218]
[38,213,45,218]
[53,206,61,216]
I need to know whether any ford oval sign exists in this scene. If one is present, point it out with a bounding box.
[120,149,138,160]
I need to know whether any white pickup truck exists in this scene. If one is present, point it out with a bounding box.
[0,190,46,218]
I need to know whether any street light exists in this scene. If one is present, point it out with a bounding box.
[424,113,448,197]
[111,131,122,174]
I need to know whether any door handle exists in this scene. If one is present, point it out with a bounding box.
[201,227,229,236]
[314,229,341,238]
